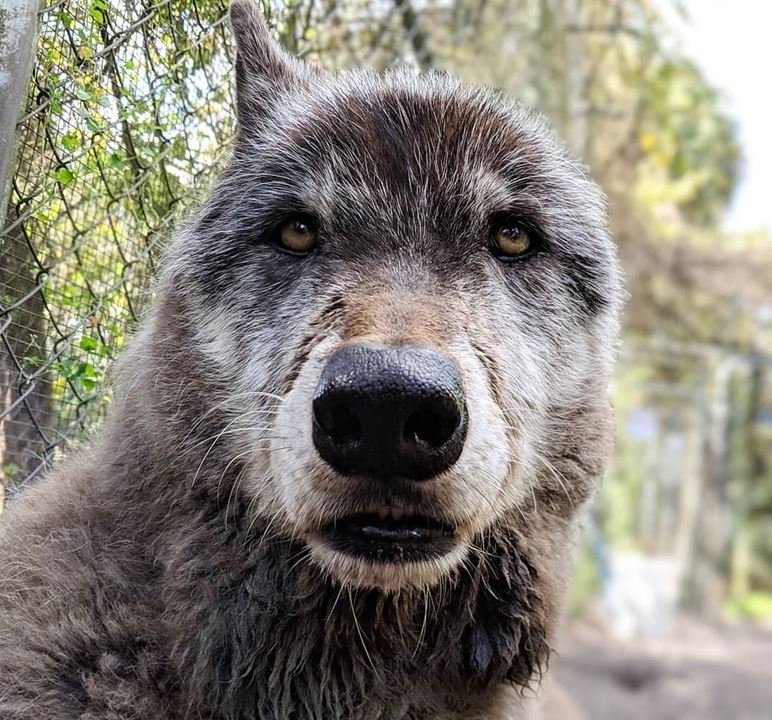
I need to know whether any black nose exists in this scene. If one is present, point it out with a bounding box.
[312,343,468,480]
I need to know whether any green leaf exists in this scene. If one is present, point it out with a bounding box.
[77,362,101,391]
[85,115,103,133]
[55,359,76,379]
[88,7,105,24]
[87,0,109,24]
[75,86,92,101]
[52,167,75,184]
[57,11,74,29]
[61,134,81,151]
[79,336,98,352]
[2,463,20,479]
[107,152,125,169]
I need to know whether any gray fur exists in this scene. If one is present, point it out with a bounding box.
[0,1,622,718]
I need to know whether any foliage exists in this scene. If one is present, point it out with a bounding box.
[724,591,772,622]
[3,0,235,485]
[635,57,740,228]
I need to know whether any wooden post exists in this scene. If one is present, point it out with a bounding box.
[0,0,39,215]
[0,0,39,509]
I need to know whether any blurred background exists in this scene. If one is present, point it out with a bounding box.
[1,1,770,717]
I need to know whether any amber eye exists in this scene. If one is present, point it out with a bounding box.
[493,221,532,259]
[276,218,318,255]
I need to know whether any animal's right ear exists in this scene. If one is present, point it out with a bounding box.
[229,0,305,132]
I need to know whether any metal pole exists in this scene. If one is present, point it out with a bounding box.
[0,0,39,220]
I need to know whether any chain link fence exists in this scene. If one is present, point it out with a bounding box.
[2,0,234,498]
[607,339,772,613]
[0,0,440,500]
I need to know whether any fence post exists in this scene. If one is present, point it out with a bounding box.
[0,0,38,214]
[1,0,39,510]
[689,355,734,613]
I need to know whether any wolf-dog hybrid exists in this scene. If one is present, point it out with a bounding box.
[0,1,622,717]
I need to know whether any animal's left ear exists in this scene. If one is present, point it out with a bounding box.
[229,0,311,132]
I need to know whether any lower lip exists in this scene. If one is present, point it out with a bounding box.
[318,513,458,564]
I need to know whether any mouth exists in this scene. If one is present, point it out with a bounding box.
[317,511,459,564]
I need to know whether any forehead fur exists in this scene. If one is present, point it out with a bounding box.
[231,70,610,249]
[226,0,611,250]
[238,69,581,192]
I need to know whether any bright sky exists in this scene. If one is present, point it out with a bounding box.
[665,0,772,234]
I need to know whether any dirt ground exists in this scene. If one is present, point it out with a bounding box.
[546,616,772,720]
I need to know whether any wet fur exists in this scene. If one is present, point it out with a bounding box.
[0,1,621,718]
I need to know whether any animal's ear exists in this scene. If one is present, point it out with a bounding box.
[229,0,304,131]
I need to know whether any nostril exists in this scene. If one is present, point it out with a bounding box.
[316,402,362,445]
[312,343,468,479]
[403,401,461,449]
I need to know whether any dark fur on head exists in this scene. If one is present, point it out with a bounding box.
[0,1,621,718]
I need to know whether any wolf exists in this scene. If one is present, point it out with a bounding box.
[0,1,621,718]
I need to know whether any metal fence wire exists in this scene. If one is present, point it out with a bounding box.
[0,0,436,499]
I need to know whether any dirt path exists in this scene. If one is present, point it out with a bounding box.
[548,617,772,720]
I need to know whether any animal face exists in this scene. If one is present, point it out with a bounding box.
[170,0,621,592]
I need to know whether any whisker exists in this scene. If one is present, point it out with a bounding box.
[348,588,379,677]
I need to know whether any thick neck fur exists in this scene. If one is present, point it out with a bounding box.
[98,286,556,719]
[164,503,548,720]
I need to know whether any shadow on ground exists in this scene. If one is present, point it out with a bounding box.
[544,616,772,720]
